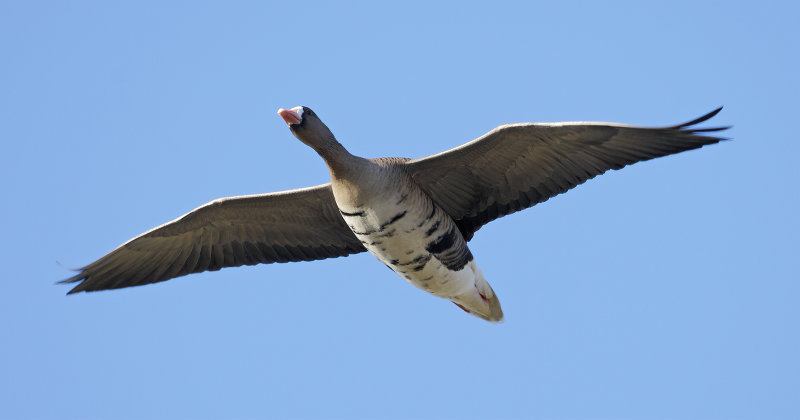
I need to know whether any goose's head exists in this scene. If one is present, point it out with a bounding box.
[277,106,339,154]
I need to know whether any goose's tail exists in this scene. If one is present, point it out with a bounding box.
[449,263,504,323]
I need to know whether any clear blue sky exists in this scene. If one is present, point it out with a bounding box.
[1,1,798,419]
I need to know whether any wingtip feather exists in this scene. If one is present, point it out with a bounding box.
[65,286,83,295]
[670,106,725,129]
[56,267,89,294]
[688,125,732,133]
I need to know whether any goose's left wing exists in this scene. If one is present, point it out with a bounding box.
[405,108,729,240]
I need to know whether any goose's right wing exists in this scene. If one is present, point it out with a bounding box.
[60,183,365,294]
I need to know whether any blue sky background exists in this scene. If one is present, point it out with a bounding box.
[1,1,798,419]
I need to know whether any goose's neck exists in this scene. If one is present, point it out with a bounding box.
[315,139,370,179]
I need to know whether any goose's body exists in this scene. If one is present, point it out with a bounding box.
[61,106,728,322]
[332,158,501,320]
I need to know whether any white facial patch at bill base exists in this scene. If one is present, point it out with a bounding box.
[290,106,304,121]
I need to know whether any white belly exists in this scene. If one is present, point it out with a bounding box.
[338,189,476,299]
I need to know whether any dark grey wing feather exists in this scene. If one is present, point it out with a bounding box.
[60,183,365,293]
[405,108,729,240]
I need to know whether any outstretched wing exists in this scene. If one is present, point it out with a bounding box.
[406,108,729,240]
[60,183,365,293]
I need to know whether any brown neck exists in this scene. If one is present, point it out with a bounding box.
[323,148,372,181]
[308,140,373,184]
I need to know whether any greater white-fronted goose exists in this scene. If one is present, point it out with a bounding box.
[60,106,728,322]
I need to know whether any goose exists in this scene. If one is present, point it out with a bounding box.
[60,106,728,322]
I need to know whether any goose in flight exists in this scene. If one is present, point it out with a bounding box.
[60,106,728,322]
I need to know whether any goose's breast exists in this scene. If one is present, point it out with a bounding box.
[337,186,476,298]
